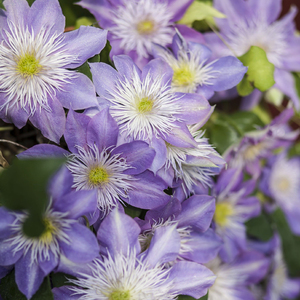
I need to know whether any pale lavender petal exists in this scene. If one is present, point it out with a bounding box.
[248,0,281,24]
[111,141,155,175]
[53,286,79,300]
[126,171,170,209]
[167,0,194,22]
[90,62,120,99]
[181,229,223,263]
[86,108,119,151]
[148,136,167,174]
[65,110,90,153]
[29,0,65,36]
[97,208,141,258]
[54,190,98,219]
[175,24,205,44]
[38,251,58,275]
[64,27,107,69]
[142,58,173,87]
[0,240,22,266]
[168,261,216,298]
[142,225,180,267]
[177,195,215,232]
[17,144,68,159]
[0,208,15,239]
[240,89,262,111]
[56,73,98,110]
[59,223,99,263]
[113,55,142,79]
[189,42,212,64]
[208,56,247,91]
[29,96,65,143]
[15,252,45,300]
[3,0,29,24]
[282,278,300,299]
[281,38,300,71]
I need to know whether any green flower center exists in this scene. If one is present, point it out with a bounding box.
[172,65,194,87]
[17,53,41,78]
[88,167,109,185]
[137,20,154,35]
[109,290,131,300]
[214,202,234,227]
[39,218,57,245]
[137,97,153,114]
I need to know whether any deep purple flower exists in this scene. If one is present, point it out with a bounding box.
[52,208,216,299]
[79,0,203,68]
[0,173,99,299]
[152,32,247,99]
[212,168,261,263]
[137,196,222,265]
[89,55,213,173]
[0,0,107,142]
[204,0,300,109]
[19,108,170,215]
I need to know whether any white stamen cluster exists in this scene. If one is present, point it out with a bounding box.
[226,17,287,67]
[109,0,174,59]
[108,69,182,141]
[139,218,192,258]
[0,21,77,115]
[67,144,134,213]
[7,205,73,264]
[158,46,219,93]
[69,251,176,300]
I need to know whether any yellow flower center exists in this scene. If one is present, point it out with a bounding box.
[137,20,154,35]
[214,202,234,227]
[277,178,290,192]
[17,53,42,78]
[88,167,109,186]
[137,97,153,114]
[39,218,57,245]
[109,290,131,300]
[243,143,265,162]
[172,65,194,87]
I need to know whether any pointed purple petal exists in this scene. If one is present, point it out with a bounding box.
[113,55,142,79]
[0,240,22,266]
[17,144,68,159]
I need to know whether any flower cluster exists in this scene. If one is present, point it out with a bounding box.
[1,0,300,299]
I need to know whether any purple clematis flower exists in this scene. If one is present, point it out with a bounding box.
[212,168,261,263]
[0,0,107,142]
[52,207,216,300]
[78,0,203,68]
[0,171,99,299]
[260,152,300,236]
[204,0,300,110]
[19,108,170,215]
[225,108,299,179]
[89,55,213,173]
[136,196,222,265]
[152,32,247,99]
[206,250,270,300]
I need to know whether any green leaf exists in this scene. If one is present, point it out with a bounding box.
[0,158,65,237]
[251,105,272,125]
[75,61,93,81]
[50,272,76,288]
[124,204,143,219]
[246,213,273,242]
[0,271,53,300]
[238,46,275,93]
[177,1,225,26]
[265,87,284,106]
[288,142,300,158]
[272,209,300,277]
[230,111,264,133]
[236,76,254,97]
[74,17,95,29]
[292,72,300,99]
[210,122,240,154]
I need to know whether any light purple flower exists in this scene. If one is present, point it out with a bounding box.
[212,168,261,263]
[0,176,99,299]
[225,108,299,179]
[19,108,170,215]
[153,32,247,98]
[205,0,300,109]
[260,152,300,236]
[137,196,222,265]
[206,251,270,300]
[52,208,216,300]
[79,0,203,68]
[89,55,213,173]
[0,0,107,142]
